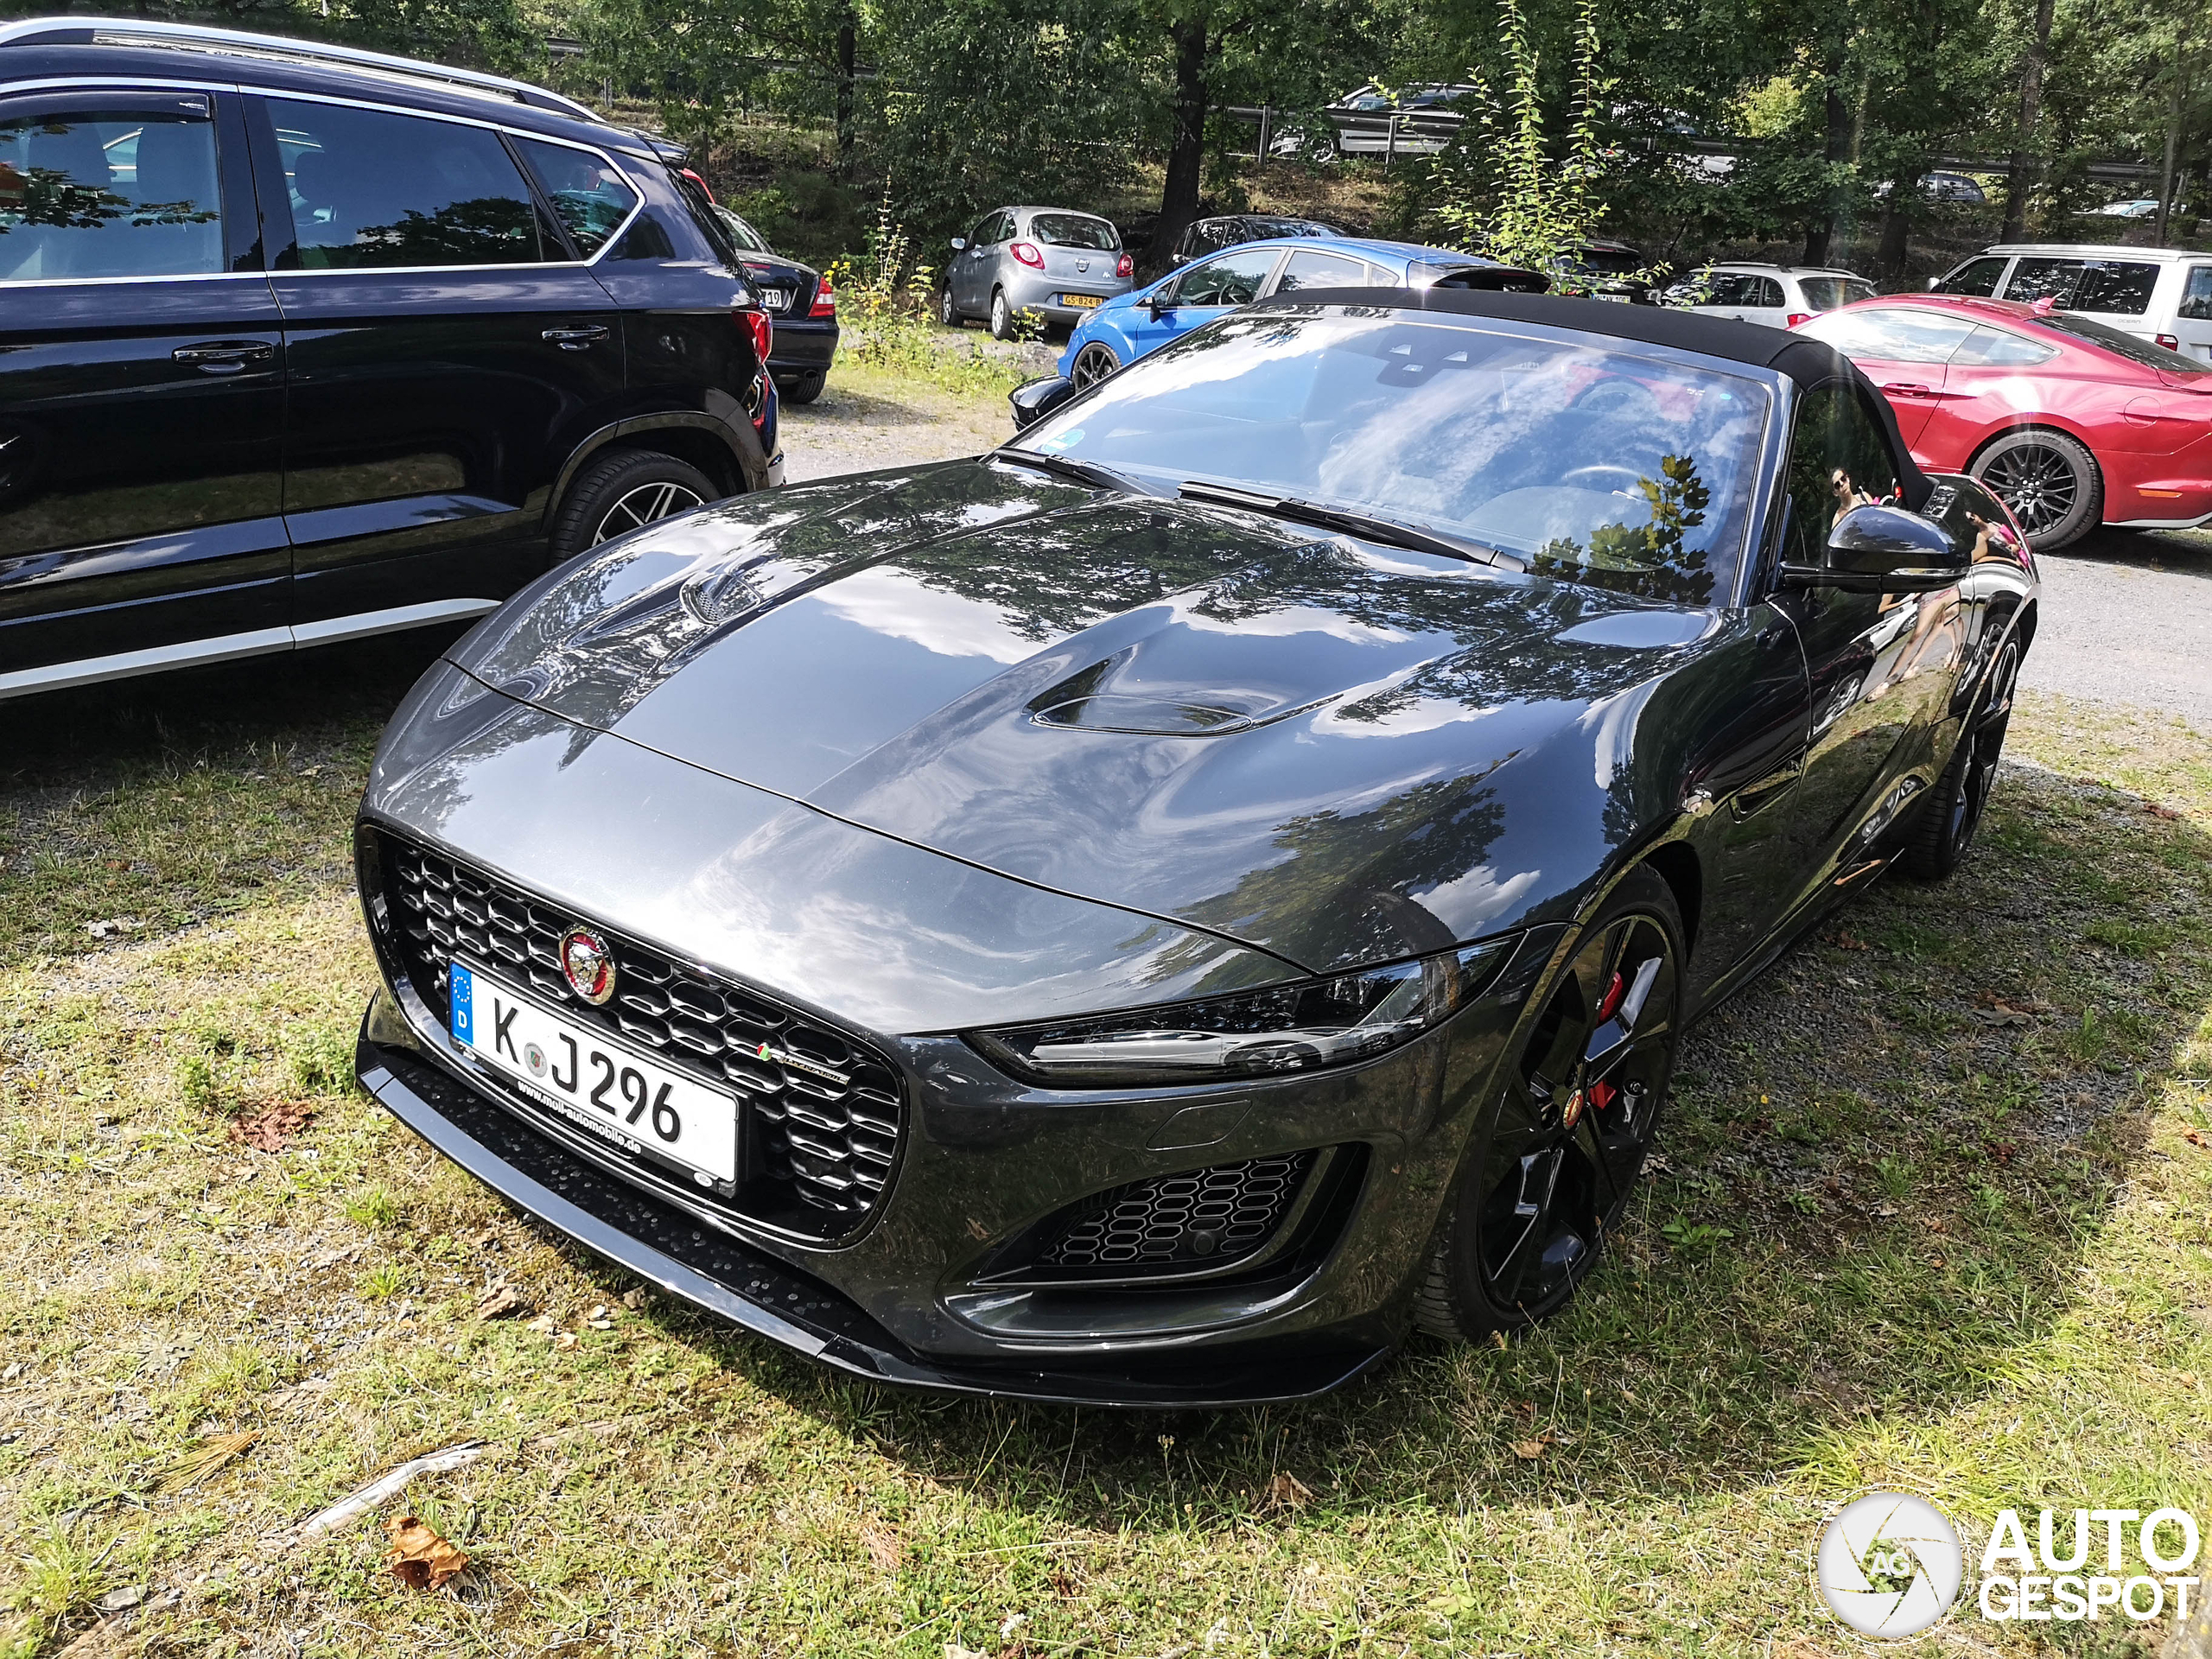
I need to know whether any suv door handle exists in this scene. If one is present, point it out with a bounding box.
[542,324,611,350]
[171,340,274,375]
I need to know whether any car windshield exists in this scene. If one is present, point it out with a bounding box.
[2033,314,2209,373]
[1800,276,1875,311]
[1030,213,1119,251]
[1575,247,1645,276]
[1012,307,1771,605]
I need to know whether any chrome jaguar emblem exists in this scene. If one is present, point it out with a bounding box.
[560,925,616,1005]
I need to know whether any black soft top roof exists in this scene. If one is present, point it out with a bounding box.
[1255,285,1933,507]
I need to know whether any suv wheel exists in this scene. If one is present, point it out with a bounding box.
[1971,430,2100,551]
[989,288,1014,340]
[939,285,960,327]
[550,447,716,563]
[779,371,827,405]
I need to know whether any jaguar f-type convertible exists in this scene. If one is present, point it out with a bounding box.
[353,288,2037,1406]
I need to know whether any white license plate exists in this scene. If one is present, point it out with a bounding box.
[760,288,791,312]
[449,961,738,1185]
[1060,292,1103,308]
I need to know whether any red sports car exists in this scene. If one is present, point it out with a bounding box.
[1796,292,2212,550]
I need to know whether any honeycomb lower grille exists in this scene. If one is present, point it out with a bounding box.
[373,833,904,1239]
[1038,1151,1318,1268]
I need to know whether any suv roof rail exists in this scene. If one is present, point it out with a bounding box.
[0,16,601,122]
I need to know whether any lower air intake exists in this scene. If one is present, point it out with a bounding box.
[1038,1150,1318,1268]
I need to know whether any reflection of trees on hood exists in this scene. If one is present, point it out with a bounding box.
[1182,775,1509,968]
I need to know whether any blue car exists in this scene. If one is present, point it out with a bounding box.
[1058,235,1545,386]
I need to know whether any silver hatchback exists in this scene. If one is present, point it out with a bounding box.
[940,206,1133,339]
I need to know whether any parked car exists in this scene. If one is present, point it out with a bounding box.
[2091,197,2189,219]
[1662,264,1875,329]
[941,206,1134,340]
[1563,238,1662,303]
[1166,213,1338,267]
[1929,244,2212,362]
[1797,291,2212,548]
[709,203,838,404]
[1273,83,1475,158]
[1874,170,1987,204]
[1058,235,1547,386]
[355,287,2035,1405]
[0,16,779,703]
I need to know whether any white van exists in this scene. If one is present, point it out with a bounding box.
[1929,244,2212,363]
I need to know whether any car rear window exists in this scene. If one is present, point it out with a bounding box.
[1951,325,2057,367]
[512,137,639,258]
[1030,213,1118,251]
[2005,257,2160,315]
[2032,314,2209,373]
[668,168,741,265]
[1936,257,2006,297]
[1799,276,1875,311]
[1796,306,1977,364]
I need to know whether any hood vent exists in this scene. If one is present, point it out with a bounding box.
[1026,649,1333,738]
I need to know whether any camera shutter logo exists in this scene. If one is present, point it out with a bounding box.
[1817,1494,1965,1637]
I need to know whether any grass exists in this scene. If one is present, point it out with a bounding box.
[2,640,2209,1657]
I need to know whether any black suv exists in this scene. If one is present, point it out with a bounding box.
[0,18,781,700]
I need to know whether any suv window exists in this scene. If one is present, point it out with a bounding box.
[1936,256,2006,297]
[1751,276,1785,308]
[1802,306,1975,364]
[1799,276,1875,311]
[1172,246,1278,307]
[1274,249,1367,293]
[2180,266,2212,322]
[2005,256,2160,315]
[1781,385,1903,569]
[270,99,548,270]
[514,137,637,257]
[0,93,224,282]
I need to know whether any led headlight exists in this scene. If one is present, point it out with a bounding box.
[969,937,1516,1088]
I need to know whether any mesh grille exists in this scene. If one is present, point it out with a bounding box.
[376,833,903,1237]
[1038,1150,1317,1269]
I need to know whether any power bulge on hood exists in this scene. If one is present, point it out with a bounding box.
[353,289,2037,1405]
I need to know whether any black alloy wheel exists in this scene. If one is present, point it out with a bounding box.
[1414,869,1682,1339]
[1070,342,1120,388]
[1905,634,2019,880]
[1971,430,2100,551]
[939,284,960,327]
[548,447,717,564]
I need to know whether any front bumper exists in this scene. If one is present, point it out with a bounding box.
[359,991,1389,1406]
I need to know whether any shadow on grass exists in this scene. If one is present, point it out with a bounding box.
[620,750,2206,1529]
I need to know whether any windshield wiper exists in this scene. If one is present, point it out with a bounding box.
[993,449,1143,494]
[1177,480,1527,572]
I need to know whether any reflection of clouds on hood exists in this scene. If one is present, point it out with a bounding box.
[1179,601,1413,646]
[1411,862,1541,923]
[813,568,1039,664]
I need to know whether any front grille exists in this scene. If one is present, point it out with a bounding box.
[374,833,904,1240]
[1038,1150,1318,1268]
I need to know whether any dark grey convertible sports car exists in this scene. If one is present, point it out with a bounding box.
[353,288,2037,1406]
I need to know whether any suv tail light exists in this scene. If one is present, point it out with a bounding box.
[2156,333,2181,351]
[1116,252,1133,278]
[738,307,772,365]
[1010,240,1045,270]
[1785,312,1813,328]
[809,271,836,318]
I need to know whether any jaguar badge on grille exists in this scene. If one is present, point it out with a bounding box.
[559,925,617,1005]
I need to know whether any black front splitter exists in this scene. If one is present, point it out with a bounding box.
[358,1007,1389,1409]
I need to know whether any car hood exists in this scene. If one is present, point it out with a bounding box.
[446,460,1717,973]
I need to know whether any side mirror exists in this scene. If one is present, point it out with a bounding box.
[1007,374,1077,430]
[1782,503,1967,591]
[1924,276,1941,291]
[950,238,967,252]
[1146,290,1173,318]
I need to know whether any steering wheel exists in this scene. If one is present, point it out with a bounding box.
[1558,464,1646,494]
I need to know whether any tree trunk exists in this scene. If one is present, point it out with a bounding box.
[1878,168,1923,276]
[1803,82,1852,266]
[1147,16,1211,277]
[2154,36,2183,244]
[2000,0,2055,241]
[835,9,856,176]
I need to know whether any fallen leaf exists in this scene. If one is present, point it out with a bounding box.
[1986,1140,2018,1165]
[1827,931,1869,950]
[1489,1330,1509,1351]
[1510,1437,1552,1459]
[861,1519,905,1572]
[2,1362,20,1382]
[945,1646,990,1659]
[384,1513,468,1590]
[620,1287,647,1310]
[229,1101,316,1153]
[2143,801,2182,820]
[584,1303,614,1330]
[1925,1217,1948,1235]
[1255,1471,1313,1514]
[1046,1567,1079,1599]
[1874,1203,1898,1218]
[553,1330,578,1351]
[2184,1128,2209,1151]
[473,1283,527,1321]
[156,1429,258,1493]
[103,860,128,872]
[83,918,139,940]
[524,1315,556,1335]
[1929,1254,1947,1268]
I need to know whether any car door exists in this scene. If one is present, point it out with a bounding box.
[1129,245,1283,358]
[1745,275,1788,328]
[1766,383,1963,908]
[2171,264,2212,365]
[1913,322,2060,468]
[249,95,626,634]
[0,85,290,691]
[1266,247,1370,296]
[1800,306,1978,460]
[955,211,1005,315]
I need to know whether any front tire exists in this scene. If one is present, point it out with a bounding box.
[989,287,1014,341]
[1070,341,1120,388]
[1414,868,1683,1341]
[939,284,960,327]
[1904,634,2019,880]
[549,447,716,564]
[1970,429,2101,551]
